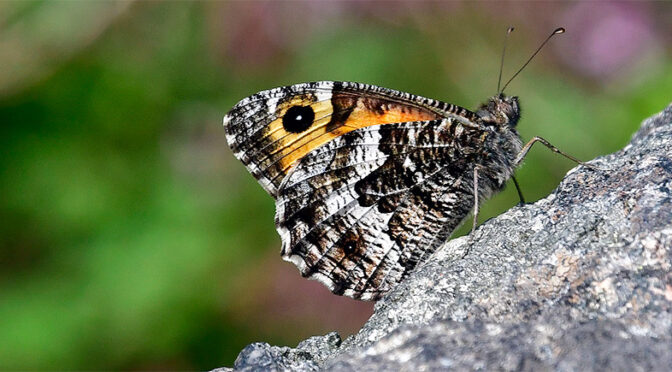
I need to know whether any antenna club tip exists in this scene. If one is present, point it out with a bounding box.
[500,26,565,93]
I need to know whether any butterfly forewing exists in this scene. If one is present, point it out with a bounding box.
[223,81,470,197]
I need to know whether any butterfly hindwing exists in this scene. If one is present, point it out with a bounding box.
[276,119,486,300]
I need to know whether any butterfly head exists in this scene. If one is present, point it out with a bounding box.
[476,94,520,129]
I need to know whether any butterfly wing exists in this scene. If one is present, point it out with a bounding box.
[224,81,483,301]
[223,81,473,197]
[276,119,483,300]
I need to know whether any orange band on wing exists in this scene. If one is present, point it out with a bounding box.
[341,100,440,130]
[264,94,441,177]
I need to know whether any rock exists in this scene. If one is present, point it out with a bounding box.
[230,333,342,372]
[329,315,672,371]
[224,102,672,371]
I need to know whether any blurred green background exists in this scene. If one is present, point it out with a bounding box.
[0,1,670,370]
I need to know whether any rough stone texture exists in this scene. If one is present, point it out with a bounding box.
[223,333,342,372]
[224,102,672,371]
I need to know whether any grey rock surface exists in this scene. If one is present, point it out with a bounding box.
[229,333,342,372]
[226,102,672,371]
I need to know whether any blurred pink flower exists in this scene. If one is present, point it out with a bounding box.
[210,1,457,70]
[215,2,288,68]
[559,2,657,79]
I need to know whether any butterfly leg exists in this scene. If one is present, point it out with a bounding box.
[464,165,482,259]
[471,165,481,236]
[511,175,526,204]
[471,170,526,237]
[514,136,600,169]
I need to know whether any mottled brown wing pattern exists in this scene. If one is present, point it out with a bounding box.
[276,120,491,300]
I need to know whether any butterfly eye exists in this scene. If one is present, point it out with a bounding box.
[283,105,315,133]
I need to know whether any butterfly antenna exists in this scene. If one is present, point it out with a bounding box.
[501,27,565,93]
[497,26,515,94]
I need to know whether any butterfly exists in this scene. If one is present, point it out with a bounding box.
[223,28,579,301]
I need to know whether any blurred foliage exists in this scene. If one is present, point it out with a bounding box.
[0,1,670,370]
